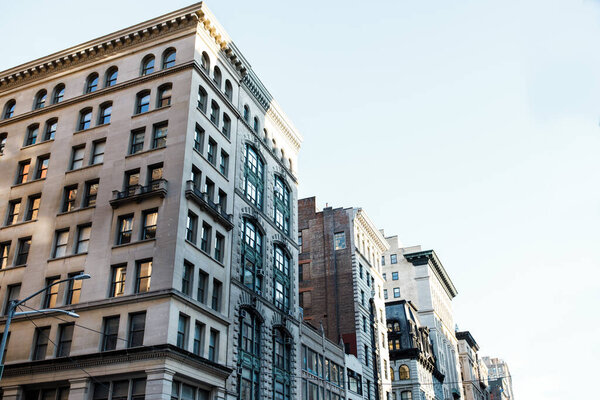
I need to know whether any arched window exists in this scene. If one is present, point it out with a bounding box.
[141,55,155,76]
[225,79,233,101]
[78,108,92,131]
[394,322,400,332]
[85,73,99,94]
[105,67,118,87]
[51,84,65,104]
[273,328,291,400]
[399,365,410,380]
[44,118,57,141]
[201,52,210,73]
[135,90,151,114]
[242,219,263,291]
[162,48,176,69]
[288,158,293,172]
[3,100,15,119]
[274,176,290,234]
[238,309,261,400]
[213,66,222,88]
[243,145,264,209]
[197,86,208,113]
[157,83,172,107]
[401,391,412,400]
[390,367,395,381]
[222,113,231,138]
[98,102,112,125]
[210,100,220,125]
[273,246,290,311]
[243,105,250,122]
[253,117,259,133]
[25,124,39,146]
[33,90,47,110]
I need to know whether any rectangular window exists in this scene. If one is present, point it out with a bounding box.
[52,229,69,258]
[43,276,60,308]
[35,155,50,179]
[0,133,6,155]
[152,123,167,149]
[186,212,197,243]
[102,316,119,351]
[124,169,140,194]
[214,233,224,262]
[211,279,222,311]
[204,178,215,202]
[197,270,208,303]
[217,190,227,213]
[219,150,229,176]
[83,180,99,207]
[66,272,83,305]
[33,326,51,360]
[365,345,369,366]
[207,138,216,164]
[194,124,204,152]
[70,146,85,170]
[177,314,189,349]
[25,125,39,146]
[135,260,152,293]
[62,185,77,212]
[208,329,219,362]
[91,140,105,164]
[393,287,400,298]
[392,272,399,281]
[182,262,193,296]
[381,255,386,266]
[361,290,365,306]
[200,222,211,253]
[0,242,10,269]
[391,254,398,264]
[190,166,201,189]
[334,232,346,250]
[193,322,204,356]
[57,323,74,357]
[16,160,31,184]
[383,273,387,281]
[141,209,157,240]
[15,237,31,265]
[117,214,133,245]
[383,289,388,299]
[75,224,91,254]
[128,312,146,347]
[148,164,163,189]
[6,199,21,225]
[130,129,145,154]
[110,265,127,297]
[4,284,20,315]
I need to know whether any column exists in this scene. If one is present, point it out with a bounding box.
[145,368,176,400]
[1,385,22,400]
[69,378,90,400]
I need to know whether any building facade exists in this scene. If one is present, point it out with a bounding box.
[382,236,462,400]
[456,332,488,400]
[482,358,513,400]
[0,3,301,400]
[298,197,390,400]
[299,322,347,400]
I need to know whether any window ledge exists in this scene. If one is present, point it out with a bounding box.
[0,264,27,273]
[65,163,102,174]
[125,146,165,159]
[0,219,37,230]
[11,178,45,189]
[192,147,229,182]
[112,238,156,250]
[184,239,225,267]
[21,139,54,150]
[73,123,110,135]
[47,252,88,262]
[131,105,171,119]
[57,205,96,216]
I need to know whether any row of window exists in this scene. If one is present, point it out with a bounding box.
[199,51,233,101]
[301,379,343,400]
[0,48,176,120]
[185,211,225,263]
[176,312,220,361]
[383,271,400,281]
[383,287,401,300]
[180,260,223,312]
[389,365,411,381]
[193,124,229,177]
[197,86,232,138]
[301,345,345,388]
[382,253,398,265]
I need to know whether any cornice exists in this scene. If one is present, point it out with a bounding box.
[404,250,458,298]
[353,209,389,252]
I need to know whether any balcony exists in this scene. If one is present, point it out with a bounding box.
[185,180,233,230]
[110,179,168,208]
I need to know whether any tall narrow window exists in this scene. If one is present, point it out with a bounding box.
[177,314,189,349]
[57,324,74,357]
[207,138,216,164]
[200,222,211,253]
[35,155,50,179]
[182,262,193,296]
[6,200,21,226]
[75,224,91,253]
[44,119,57,140]
[25,194,41,221]
[274,176,290,234]
[25,124,39,146]
[253,117,259,133]
[0,132,6,155]
[204,178,215,202]
[130,129,145,154]
[33,326,51,360]
[141,55,155,76]
[33,90,47,110]
[194,124,204,152]
[53,230,69,258]
[224,80,233,100]
[213,66,222,88]
[193,322,204,356]
[135,91,150,114]
[152,122,167,148]
[201,52,210,72]
[91,140,105,164]
[142,209,157,240]
[124,169,140,195]
[197,86,207,112]
[66,272,83,305]
[186,211,197,243]
[243,145,264,209]
[222,113,231,137]
[217,190,227,213]
[102,316,119,351]
[215,233,224,262]
[273,246,290,311]
[211,279,222,311]
[110,265,127,297]
[16,160,30,184]
[0,242,10,269]
[85,73,99,93]
[15,237,31,265]
[4,285,20,315]
[98,102,112,125]
[208,329,219,362]
[191,166,201,189]
[78,108,92,130]
[162,49,176,68]
[148,164,163,189]
[62,185,77,212]
[117,215,133,245]
[210,101,220,125]
[128,312,146,347]
[52,84,65,104]
[3,100,15,119]
[83,180,99,207]
[242,219,263,291]
[71,146,85,171]
[105,67,118,87]
[243,105,250,122]
[43,277,60,308]
[197,270,208,303]
[157,84,172,107]
[135,260,152,293]
[239,310,261,400]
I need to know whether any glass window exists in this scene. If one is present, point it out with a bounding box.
[391,254,398,264]
[15,237,30,265]
[0,133,6,155]
[52,84,65,104]
[334,232,346,250]
[83,180,99,207]
[177,313,189,349]
[152,123,167,148]
[200,222,211,253]
[16,160,30,184]
[91,140,105,164]
[193,322,204,356]
[66,272,83,304]
[135,260,152,293]
[25,195,40,221]
[157,84,172,107]
[0,242,10,269]
[392,272,399,280]
[33,326,51,360]
[136,91,150,114]
[105,67,118,87]
[53,230,69,258]
[79,108,92,130]
[110,265,127,297]
[128,312,146,347]
[213,66,222,88]
[186,211,197,243]
[162,49,176,68]
[211,279,221,311]
[43,277,60,308]
[85,73,99,93]
[214,233,224,262]
[182,262,193,296]
[197,269,208,303]
[6,200,21,226]
[75,224,91,253]
[253,117,259,132]
[117,215,133,245]
[142,209,157,240]
[33,90,47,110]
[201,52,210,72]
[35,155,49,179]
[25,124,39,146]
[44,119,57,140]
[242,219,263,291]
[393,287,400,298]
[238,310,261,400]
[102,316,119,351]
[208,329,218,362]
[225,80,233,100]
[210,101,220,125]
[130,129,145,154]
[243,145,264,209]
[3,100,15,119]
[99,102,112,124]
[141,55,155,75]
[222,113,231,137]
[243,105,250,122]
[197,86,207,112]
[274,176,290,234]
[401,391,412,400]
[57,323,74,357]
[194,124,204,152]
[399,365,410,380]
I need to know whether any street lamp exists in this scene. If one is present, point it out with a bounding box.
[0,273,90,380]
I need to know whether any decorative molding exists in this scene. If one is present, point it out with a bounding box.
[354,209,389,252]
[404,250,458,298]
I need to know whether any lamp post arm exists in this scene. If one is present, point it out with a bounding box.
[13,276,83,309]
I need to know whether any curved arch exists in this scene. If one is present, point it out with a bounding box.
[44,118,58,141]
[239,304,265,323]
[399,364,410,380]
[33,89,47,110]
[141,54,155,76]
[78,107,93,131]
[157,83,172,107]
[105,66,118,87]
[98,101,113,125]
[3,99,15,119]
[201,52,210,72]
[253,116,259,133]
[135,90,151,114]
[85,73,99,94]
[162,48,176,69]
[213,66,222,88]
[52,84,65,104]
[272,324,293,339]
[224,79,233,100]
[243,104,250,122]
[197,85,208,112]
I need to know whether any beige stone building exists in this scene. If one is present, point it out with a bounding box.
[0,3,301,400]
[456,331,489,400]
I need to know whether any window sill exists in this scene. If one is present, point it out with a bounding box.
[57,205,96,216]
[48,252,87,262]
[21,139,55,150]
[184,239,225,267]
[192,147,229,182]
[0,264,27,273]
[65,163,102,175]
[73,123,110,135]
[11,178,45,189]
[125,146,165,159]
[131,105,171,119]
[0,219,37,230]
[112,238,156,250]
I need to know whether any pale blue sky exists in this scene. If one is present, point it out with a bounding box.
[2,1,599,398]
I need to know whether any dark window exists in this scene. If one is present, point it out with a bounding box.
[91,140,105,164]
[53,230,69,258]
[197,86,207,112]
[75,224,91,253]
[110,265,127,297]
[3,100,15,119]
[208,329,218,362]
[129,129,145,154]
[78,108,92,130]
[191,166,201,189]
[392,272,399,280]
[43,276,60,308]
[197,269,208,303]
[201,52,210,72]
[152,122,167,148]
[35,155,50,179]
[243,105,250,122]
[207,138,216,164]
[194,124,204,152]
[105,67,118,87]
[25,124,39,146]
[33,326,51,360]
[25,194,41,221]
[57,323,74,357]
[4,285,20,315]
[124,169,140,195]
[117,215,133,245]
[16,160,31,184]
[33,90,47,110]
[242,219,263,291]
[224,80,233,100]
[243,145,264,209]
[44,119,57,141]
[141,55,155,75]
[391,254,398,264]
[142,209,157,240]
[102,316,119,351]
[177,313,189,349]
[217,190,227,213]
[128,312,146,347]
[204,178,214,203]
[85,73,99,93]
[135,91,150,114]
[253,117,259,133]
[62,185,77,212]
[157,84,172,107]
[0,242,10,269]
[66,272,83,305]
[15,237,31,265]
[6,199,21,225]
[135,260,152,293]
[211,279,222,311]
[148,164,163,189]
[182,262,193,296]
[193,322,204,356]
[274,176,290,234]
[99,102,112,125]
[210,101,220,125]
[0,132,6,155]
[213,66,222,87]
[239,311,261,400]
[215,233,224,262]
[219,150,229,176]
[222,113,231,137]
[186,211,197,243]
[200,222,211,253]
[162,49,176,68]
[52,84,65,104]
[83,180,99,207]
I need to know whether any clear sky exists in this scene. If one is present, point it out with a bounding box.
[2,1,599,398]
